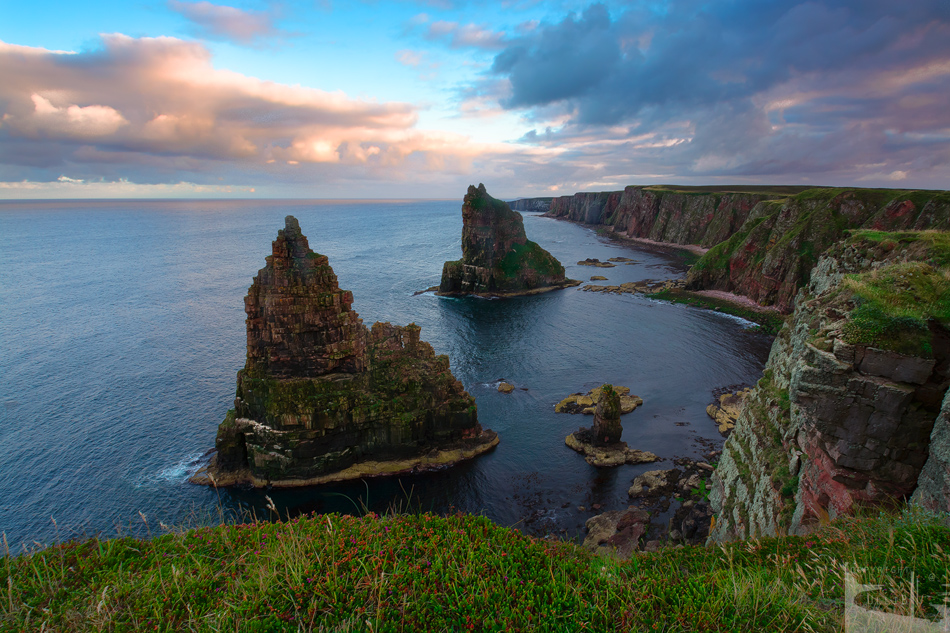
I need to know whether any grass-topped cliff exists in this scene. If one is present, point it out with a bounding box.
[3,508,949,631]
[686,188,950,311]
[538,185,950,312]
[709,230,950,543]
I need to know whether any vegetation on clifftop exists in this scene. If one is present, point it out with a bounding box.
[686,188,950,311]
[3,508,949,631]
[831,231,950,356]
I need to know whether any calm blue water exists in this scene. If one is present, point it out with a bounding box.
[0,199,772,551]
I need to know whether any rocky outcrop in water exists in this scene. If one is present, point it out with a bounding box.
[194,216,498,487]
[439,184,579,297]
[564,384,656,467]
[708,232,950,541]
[555,384,642,415]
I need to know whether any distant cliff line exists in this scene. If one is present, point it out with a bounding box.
[513,185,950,312]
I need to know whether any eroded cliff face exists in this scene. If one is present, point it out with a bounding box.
[509,198,553,212]
[439,184,578,296]
[687,189,950,312]
[201,216,497,487]
[546,186,779,248]
[709,232,950,541]
[539,186,950,312]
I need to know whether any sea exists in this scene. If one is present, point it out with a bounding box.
[0,199,773,552]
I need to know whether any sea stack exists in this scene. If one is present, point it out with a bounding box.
[438,184,580,297]
[193,216,498,487]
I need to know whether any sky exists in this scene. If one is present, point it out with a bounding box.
[1,0,949,198]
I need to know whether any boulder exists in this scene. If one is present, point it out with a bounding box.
[583,509,651,558]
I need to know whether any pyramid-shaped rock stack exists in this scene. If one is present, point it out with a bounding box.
[194,216,498,487]
[438,184,580,297]
[244,216,367,378]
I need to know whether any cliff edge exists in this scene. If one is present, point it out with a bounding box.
[439,184,579,297]
[708,231,950,541]
[192,216,497,487]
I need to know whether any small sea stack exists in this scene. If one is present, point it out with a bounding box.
[438,184,580,297]
[192,216,497,488]
[564,384,657,468]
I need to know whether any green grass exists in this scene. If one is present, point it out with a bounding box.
[832,231,950,356]
[4,507,949,632]
[646,289,786,334]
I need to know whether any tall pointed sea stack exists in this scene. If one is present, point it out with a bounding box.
[438,184,579,297]
[194,216,498,487]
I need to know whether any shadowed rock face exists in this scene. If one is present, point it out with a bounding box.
[200,216,497,487]
[244,216,367,378]
[439,184,578,296]
[592,384,622,446]
[708,234,950,542]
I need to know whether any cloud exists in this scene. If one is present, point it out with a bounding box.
[395,49,424,67]
[483,0,950,186]
[168,1,290,46]
[0,34,511,194]
[424,20,507,49]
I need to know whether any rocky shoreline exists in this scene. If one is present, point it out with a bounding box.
[191,431,499,488]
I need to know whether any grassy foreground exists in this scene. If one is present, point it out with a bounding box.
[3,508,950,632]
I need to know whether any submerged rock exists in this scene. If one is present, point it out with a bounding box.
[193,216,498,488]
[577,258,616,268]
[438,184,580,297]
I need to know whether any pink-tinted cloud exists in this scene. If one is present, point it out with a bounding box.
[425,20,506,49]
[0,35,507,192]
[168,1,289,46]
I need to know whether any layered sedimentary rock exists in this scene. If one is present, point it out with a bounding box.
[535,186,950,312]
[686,189,950,311]
[439,184,579,297]
[708,232,950,541]
[544,186,783,247]
[910,390,950,513]
[509,198,553,212]
[196,216,497,487]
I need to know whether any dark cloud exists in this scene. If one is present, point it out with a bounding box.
[482,0,950,186]
[493,4,621,108]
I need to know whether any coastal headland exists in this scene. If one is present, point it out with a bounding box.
[514,184,950,542]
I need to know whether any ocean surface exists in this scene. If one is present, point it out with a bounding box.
[0,199,773,551]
